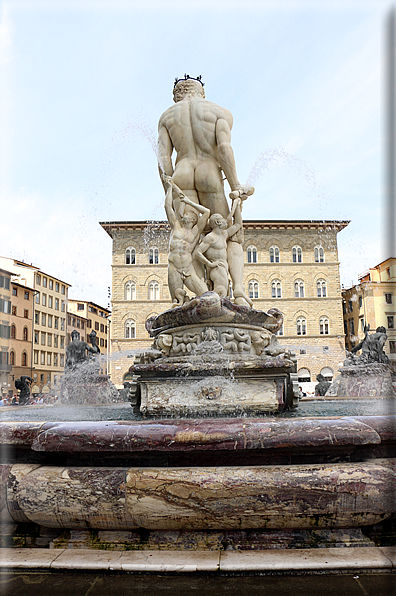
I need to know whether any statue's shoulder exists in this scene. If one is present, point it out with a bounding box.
[158,104,177,125]
[204,101,233,127]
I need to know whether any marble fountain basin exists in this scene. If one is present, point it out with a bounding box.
[1,415,395,542]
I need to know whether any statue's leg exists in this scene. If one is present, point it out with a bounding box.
[168,265,184,304]
[195,161,230,219]
[184,273,208,298]
[227,240,253,307]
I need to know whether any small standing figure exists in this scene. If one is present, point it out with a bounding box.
[314,374,331,396]
[164,175,210,305]
[196,198,252,305]
[15,375,33,406]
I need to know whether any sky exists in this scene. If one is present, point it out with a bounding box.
[0,0,394,307]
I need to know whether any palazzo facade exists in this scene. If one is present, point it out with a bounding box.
[101,220,349,389]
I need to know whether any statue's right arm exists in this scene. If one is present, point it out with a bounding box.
[180,196,210,233]
[158,122,174,184]
[196,236,217,268]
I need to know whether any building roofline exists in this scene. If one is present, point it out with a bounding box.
[100,219,350,237]
[68,298,111,314]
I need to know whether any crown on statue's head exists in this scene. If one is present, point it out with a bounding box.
[173,74,204,89]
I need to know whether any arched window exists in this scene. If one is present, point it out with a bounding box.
[294,280,305,298]
[21,352,27,367]
[319,316,330,335]
[269,246,280,263]
[149,248,159,265]
[125,319,136,339]
[317,279,327,298]
[23,327,28,341]
[125,281,136,301]
[271,280,282,298]
[10,350,15,366]
[247,246,257,263]
[321,367,333,381]
[314,246,325,263]
[125,247,136,265]
[148,281,160,300]
[276,322,284,336]
[297,317,307,335]
[248,280,259,299]
[292,246,302,263]
[10,324,16,339]
[298,368,311,382]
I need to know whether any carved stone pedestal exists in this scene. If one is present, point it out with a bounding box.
[327,363,396,398]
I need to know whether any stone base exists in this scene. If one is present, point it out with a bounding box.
[327,364,396,398]
[133,353,298,417]
[48,528,374,551]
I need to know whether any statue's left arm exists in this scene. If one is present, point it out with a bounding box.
[216,117,254,198]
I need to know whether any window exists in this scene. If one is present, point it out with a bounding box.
[314,246,324,262]
[23,327,28,341]
[298,368,311,382]
[47,334,52,347]
[148,281,160,300]
[296,317,307,335]
[349,319,355,335]
[61,285,65,295]
[348,300,353,313]
[34,351,39,365]
[42,293,46,306]
[248,280,259,299]
[42,313,46,326]
[390,341,396,354]
[24,291,29,300]
[11,306,16,316]
[76,319,80,328]
[271,280,282,298]
[359,296,363,308]
[10,325,16,339]
[387,315,394,329]
[317,280,327,298]
[269,246,280,263]
[105,340,107,349]
[292,246,302,263]
[81,322,85,330]
[34,331,39,344]
[60,336,64,348]
[55,282,59,292]
[60,354,64,367]
[294,280,304,298]
[247,246,257,263]
[72,317,76,326]
[100,338,104,347]
[47,353,51,366]
[54,335,58,348]
[21,352,27,367]
[149,248,159,264]
[100,324,104,333]
[125,247,136,265]
[319,317,330,335]
[41,352,45,365]
[125,319,136,339]
[342,302,346,315]
[48,315,52,328]
[35,292,40,304]
[36,274,41,285]
[344,321,348,335]
[41,332,46,345]
[54,353,58,366]
[42,277,47,288]
[87,319,92,328]
[385,293,393,304]
[12,287,17,296]
[24,309,28,318]
[125,281,136,301]
[95,321,99,331]
[55,298,59,310]
[61,301,65,312]
[54,317,59,329]
[360,318,365,331]
[10,350,15,366]
[77,303,84,310]
[276,323,284,336]
[48,296,53,308]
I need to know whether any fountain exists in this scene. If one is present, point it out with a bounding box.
[0,78,395,555]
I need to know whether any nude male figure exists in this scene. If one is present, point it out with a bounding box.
[195,198,252,306]
[164,175,210,305]
[158,77,254,305]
